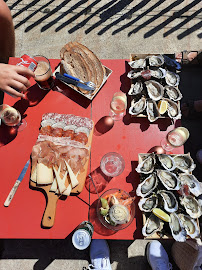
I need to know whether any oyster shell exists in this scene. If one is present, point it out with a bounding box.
[138,193,158,212]
[158,190,178,213]
[178,214,200,239]
[178,173,202,197]
[180,195,202,219]
[145,80,164,101]
[157,154,176,171]
[136,173,158,197]
[129,97,146,116]
[127,70,141,79]
[148,55,164,67]
[128,59,146,69]
[142,213,163,237]
[169,213,186,242]
[136,153,156,174]
[150,68,166,79]
[156,170,180,190]
[174,153,196,173]
[128,81,143,95]
[165,98,181,120]
[164,85,182,101]
[146,99,160,122]
[165,71,180,87]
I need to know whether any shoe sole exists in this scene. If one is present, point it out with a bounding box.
[146,242,153,270]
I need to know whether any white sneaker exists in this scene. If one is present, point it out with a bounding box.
[87,239,112,270]
[147,240,173,270]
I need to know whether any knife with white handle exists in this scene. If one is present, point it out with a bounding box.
[4,160,30,207]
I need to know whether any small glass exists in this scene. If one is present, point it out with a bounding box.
[33,55,54,90]
[0,104,26,131]
[100,152,125,177]
[161,127,190,152]
[109,92,127,121]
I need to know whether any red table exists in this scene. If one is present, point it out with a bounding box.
[0,58,183,239]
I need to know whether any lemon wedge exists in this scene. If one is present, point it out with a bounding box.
[152,208,171,222]
[158,100,168,114]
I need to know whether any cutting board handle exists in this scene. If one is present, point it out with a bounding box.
[42,194,59,228]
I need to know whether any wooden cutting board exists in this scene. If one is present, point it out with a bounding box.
[30,122,94,228]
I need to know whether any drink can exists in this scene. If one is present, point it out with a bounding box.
[72,221,94,250]
[16,54,38,72]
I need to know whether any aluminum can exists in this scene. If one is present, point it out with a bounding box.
[16,54,38,72]
[72,221,94,250]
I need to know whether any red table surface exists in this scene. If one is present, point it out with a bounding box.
[0,58,183,239]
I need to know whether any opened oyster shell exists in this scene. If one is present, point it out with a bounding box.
[148,55,164,67]
[142,213,163,237]
[146,99,160,122]
[136,153,156,174]
[164,85,182,101]
[157,154,176,171]
[158,190,178,213]
[178,213,200,239]
[150,68,166,79]
[136,173,158,197]
[156,170,180,190]
[128,81,143,95]
[174,153,196,173]
[169,213,186,242]
[128,59,146,69]
[165,71,180,87]
[138,193,158,212]
[145,80,164,101]
[178,173,202,197]
[127,70,142,79]
[180,195,202,219]
[164,98,181,120]
[129,97,147,116]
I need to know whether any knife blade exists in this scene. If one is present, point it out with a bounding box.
[4,160,30,207]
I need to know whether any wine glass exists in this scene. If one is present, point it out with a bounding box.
[161,127,190,152]
[0,104,26,131]
[100,152,125,177]
[109,92,127,121]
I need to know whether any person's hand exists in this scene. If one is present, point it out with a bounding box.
[0,63,35,98]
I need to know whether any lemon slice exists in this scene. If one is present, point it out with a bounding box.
[158,100,168,114]
[152,208,171,222]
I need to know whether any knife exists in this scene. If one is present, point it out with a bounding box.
[55,72,94,92]
[4,160,30,207]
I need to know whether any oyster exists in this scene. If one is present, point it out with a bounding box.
[129,97,146,116]
[164,85,182,101]
[180,195,202,219]
[145,80,164,101]
[136,153,156,174]
[138,193,158,212]
[169,213,186,242]
[148,55,164,67]
[178,214,200,239]
[157,154,176,171]
[136,173,158,197]
[128,81,143,95]
[165,71,180,87]
[178,173,202,197]
[156,170,180,190]
[127,70,142,79]
[128,59,146,69]
[142,213,163,237]
[150,68,166,79]
[165,98,181,120]
[146,99,160,122]
[158,190,178,213]
[174,153,196,173]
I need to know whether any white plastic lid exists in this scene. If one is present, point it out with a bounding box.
[72,229,91,250]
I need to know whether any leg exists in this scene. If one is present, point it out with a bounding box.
[0,0,15,64]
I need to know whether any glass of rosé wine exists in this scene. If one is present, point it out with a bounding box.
[0,104,26,131]
[109,92,127,121]
[161,127,190,152]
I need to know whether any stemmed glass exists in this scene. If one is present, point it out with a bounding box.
[161,127,190,152]
[0,104,26,131]
[109,92,127,121]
